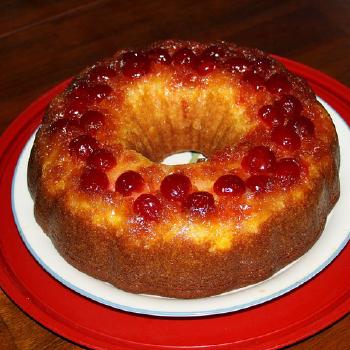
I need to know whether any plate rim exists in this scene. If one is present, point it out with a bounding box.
[1,56,350,349]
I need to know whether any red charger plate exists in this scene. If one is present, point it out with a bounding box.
[1,57,350,350]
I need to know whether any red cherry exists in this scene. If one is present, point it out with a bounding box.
[246,175,274,194]
[287,116,315,137]
[160,173,191,201]
[197,57,217,75]
[49,118,81,134]
[213,175,246,196]
[87,149,116,171]
[86,84,112,101]
[89,65,117,82]
[68,82,90,100]
[80,111,105,132]
[172,48,198,68]
[253,57,271,76]
[226,57,253,73]
[184,191,215,217]
[80,168,109,193]
[275,95,303,118]
[266,73,291,94]
[69,135,99,159]
[64,99,87,118]
[147,48,171,64]
[115,170,144,196]
[274,158,301,187]
[242,72,265,90]
[241,146,276,174]
[258,104,285,127]
[121,51,150,78]
[271,125,301,150]
[69,83,112,102]
[201,46,225,60]
[133,194,161,221]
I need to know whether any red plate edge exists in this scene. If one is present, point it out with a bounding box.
[0,58,349,350]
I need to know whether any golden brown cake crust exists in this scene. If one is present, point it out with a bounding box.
[28,40,340,298]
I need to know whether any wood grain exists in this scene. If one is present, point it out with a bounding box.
[0,0,349,348]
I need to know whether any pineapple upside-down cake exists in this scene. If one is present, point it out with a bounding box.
[28,40,339,298]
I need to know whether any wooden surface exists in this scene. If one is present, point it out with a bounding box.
[0,0,349,349]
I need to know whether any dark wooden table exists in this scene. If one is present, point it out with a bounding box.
[0,1,349,349]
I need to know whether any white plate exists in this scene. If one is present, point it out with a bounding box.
[12,97,350,317]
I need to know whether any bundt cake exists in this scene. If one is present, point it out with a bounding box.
[27,40,340,298]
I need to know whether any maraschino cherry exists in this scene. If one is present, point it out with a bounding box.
[87,149,116,171]
[274,158,301,187]
[69,135,99,159]
[49,118,81,134]
[147,48,171,64]
[121,51,150,78]
[271,125,301,151]
[133,194,161,220]
[160,173,191,201]
[258,105,285,127]
[80,168,109,193]
[80,111,105,132]
[287,116,315,137]
[184,191,215,216]
[241,146,276,174]
[213,175,245,196]
[115,170,144,196]
[246,175,274,194]
[172,48,198,68]
[266,73,291,94]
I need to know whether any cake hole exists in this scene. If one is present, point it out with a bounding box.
[118,78,253,162]
[162,151,206,165]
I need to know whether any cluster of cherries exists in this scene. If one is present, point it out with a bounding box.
[98,44,291,94]
[260,94,314,148]
[116,44,301,97]
[60,43,292,89]
[48,45,316,221]
[117,45,275,81]
[65,143,305,222]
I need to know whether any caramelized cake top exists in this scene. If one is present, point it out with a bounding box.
[32,40,338,251]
